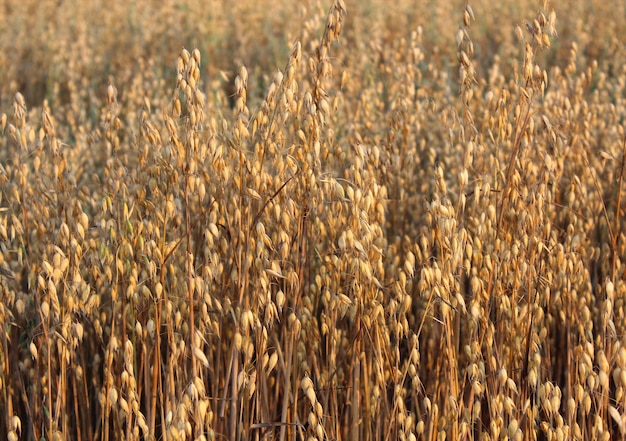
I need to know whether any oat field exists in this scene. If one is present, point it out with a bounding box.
[1,0,625,440]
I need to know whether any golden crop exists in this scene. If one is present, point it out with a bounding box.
[1,0,625,440]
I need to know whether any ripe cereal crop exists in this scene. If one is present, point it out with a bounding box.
[1,0,626,440]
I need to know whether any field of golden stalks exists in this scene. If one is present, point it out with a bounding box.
[1,0,625,440]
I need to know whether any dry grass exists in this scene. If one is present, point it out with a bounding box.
[1,0,626,440]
